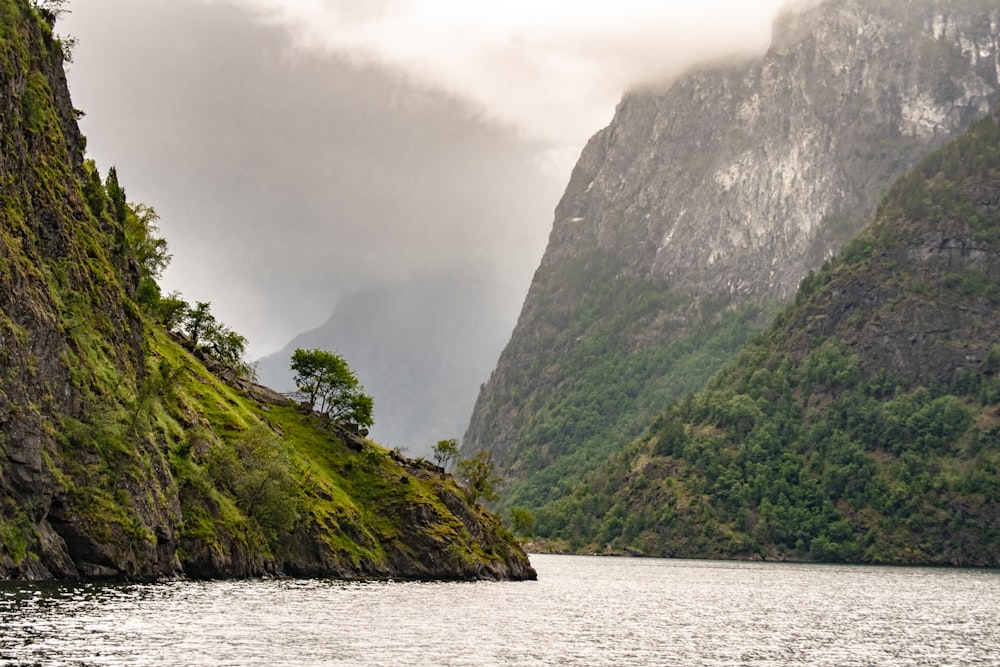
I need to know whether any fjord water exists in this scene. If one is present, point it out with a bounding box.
[2,555,998,666]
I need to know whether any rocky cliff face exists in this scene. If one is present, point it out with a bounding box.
[464,0,1000,507]
[0,0,533,582]
[0,0,170,578]
[550,0,999,297]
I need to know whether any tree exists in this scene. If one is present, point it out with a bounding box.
[97,167,171,310]
[290,348,374,427]
[126,203,171,282]
[163,298,254,378]
[155,291,189,331]
[432,438,460,469]
[509,506,536,538]
[32,0,69,25]
[184,301,216,347]
[30,1,77,60]
[32,0,69,17]
[207,426,303,550]
[205,323,247,368]
[456,451,501,505]
[105,166,128,225]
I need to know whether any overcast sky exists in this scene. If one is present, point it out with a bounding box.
[204,0,786,170]
[60,0,786,360]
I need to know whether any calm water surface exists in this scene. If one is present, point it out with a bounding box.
[1,554,998,666]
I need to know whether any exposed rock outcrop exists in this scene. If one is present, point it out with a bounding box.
[0,0,179,580]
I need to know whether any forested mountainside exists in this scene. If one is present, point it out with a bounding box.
[535,108,1000,565]
[0,0,533,581]
[464,0,1000,514]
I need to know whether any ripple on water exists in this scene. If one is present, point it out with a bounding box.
[1,556,999,666]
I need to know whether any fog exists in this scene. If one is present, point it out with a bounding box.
[207,0,784,150]
[61,0,786,453]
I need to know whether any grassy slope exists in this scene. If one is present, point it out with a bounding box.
[143,327,527,579]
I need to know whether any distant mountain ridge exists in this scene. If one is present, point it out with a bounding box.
[464,0,1000,512]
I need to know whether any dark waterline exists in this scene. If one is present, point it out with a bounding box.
[2,554,999,666]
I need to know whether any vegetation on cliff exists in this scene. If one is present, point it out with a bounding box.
[533,112,1000,566]
[471,259,776,514]
[0,0,533,581]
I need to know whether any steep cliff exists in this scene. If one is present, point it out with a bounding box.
[0,0,533,582]
[464,0,1000,512]
[537,109,1000,565]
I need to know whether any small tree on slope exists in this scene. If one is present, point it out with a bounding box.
[290,348,374,428]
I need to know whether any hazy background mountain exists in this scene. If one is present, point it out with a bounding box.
[255,268,515,453]
[464,0,1000,510]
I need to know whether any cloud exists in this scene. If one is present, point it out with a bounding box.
[203,0,786,151]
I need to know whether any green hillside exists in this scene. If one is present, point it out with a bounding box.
[481,260,777,512]
[533,111,1000,566]
[0,0,532,581]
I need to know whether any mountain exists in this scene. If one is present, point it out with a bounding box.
[463,0,1000,513]
[0,0,533,581]
[536,107,1000,565]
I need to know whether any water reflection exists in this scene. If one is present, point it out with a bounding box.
[2,556,999,666]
